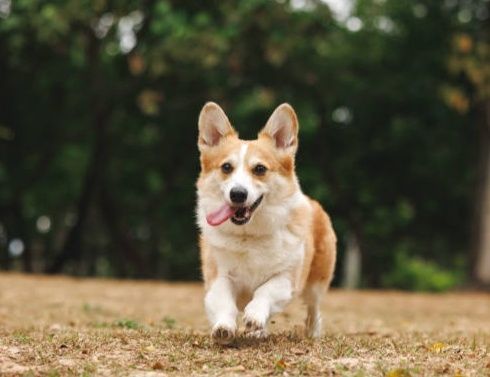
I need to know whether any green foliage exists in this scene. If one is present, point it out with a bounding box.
[13,331,32,344]
[382,253,462,292]
[114,319,141,329]
[162,316,176,329]
[0,0,486,288]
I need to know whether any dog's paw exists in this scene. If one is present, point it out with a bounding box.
[211,324,236,345]
[243,317,268,339]
[244,328,268,339]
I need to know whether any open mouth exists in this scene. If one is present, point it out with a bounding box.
[205,195,264,227]
[230,195,264,225]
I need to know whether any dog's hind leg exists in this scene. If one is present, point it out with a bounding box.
[303,200,336,338]
[303,282,327,338]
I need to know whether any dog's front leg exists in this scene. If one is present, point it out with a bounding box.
[205,276,238,345]
[243,274,292,338]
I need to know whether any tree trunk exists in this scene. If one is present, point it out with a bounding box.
[472,100,490,287]
[314,103,367,286]
[0,200,33,272]
[47,105,110,273]
[47,30,111,274]
[0,205,11,270]
[14,201,32,272]
[98,186,148,277]
[342,231,362,288]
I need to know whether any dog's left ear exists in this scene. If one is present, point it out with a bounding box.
[259,103,299,154]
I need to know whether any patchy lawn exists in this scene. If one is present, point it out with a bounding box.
[0,273,489,376]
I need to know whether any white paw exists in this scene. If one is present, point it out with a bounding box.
[243,316,268,339]
[244,328,268,339]
[211,323,236,345]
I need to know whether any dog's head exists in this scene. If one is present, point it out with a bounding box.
[197,102,300,227]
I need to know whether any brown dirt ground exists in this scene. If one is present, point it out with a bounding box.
[0,273,489,376]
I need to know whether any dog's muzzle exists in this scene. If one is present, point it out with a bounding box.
[231,195,264,225]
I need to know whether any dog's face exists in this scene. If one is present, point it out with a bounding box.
[197,102,300,227]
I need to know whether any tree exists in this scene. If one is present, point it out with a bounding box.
[0,0,484,289]
[447,8,490,286]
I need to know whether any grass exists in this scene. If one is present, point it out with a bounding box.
[0,274,489,376]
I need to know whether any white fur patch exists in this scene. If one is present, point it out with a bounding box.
[200,190,310,305]
[197,139,314,335]
[244,273,292,327]
[303,282,327,338]
[221,144,261,207]
[205,277,238,329]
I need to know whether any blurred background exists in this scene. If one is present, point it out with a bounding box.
[0,0,489,291]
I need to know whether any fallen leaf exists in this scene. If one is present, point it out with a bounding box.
[152,361,165,370]
[144,345,156,353]
[275,358,287,371]
[429,342,447,353]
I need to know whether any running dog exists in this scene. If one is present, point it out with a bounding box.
[196,102,336,344]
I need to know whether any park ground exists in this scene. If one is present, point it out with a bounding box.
[0,274,489,376]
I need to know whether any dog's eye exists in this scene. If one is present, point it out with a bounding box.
[221,163,233,174]
[252,164,267,176]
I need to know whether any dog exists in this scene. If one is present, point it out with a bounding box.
[196,102,336,345]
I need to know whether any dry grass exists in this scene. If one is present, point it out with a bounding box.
[0,273,489,376]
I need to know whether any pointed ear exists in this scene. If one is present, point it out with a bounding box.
[198,102,236,151]
[259,103,299,153]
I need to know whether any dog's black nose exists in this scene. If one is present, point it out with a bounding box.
[230,187,248,204]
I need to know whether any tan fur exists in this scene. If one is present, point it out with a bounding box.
[254,136,296,175]
[199,236,217,291]
[197,102,336,341]
[306,199,337,283]
[200,136,241,174]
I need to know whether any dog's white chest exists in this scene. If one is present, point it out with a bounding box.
[207,226,304,292]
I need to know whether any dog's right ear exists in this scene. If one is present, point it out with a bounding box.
[198,102,236,151]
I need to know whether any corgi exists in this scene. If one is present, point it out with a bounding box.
[196,102,336,345]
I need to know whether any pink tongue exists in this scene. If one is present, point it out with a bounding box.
[206,204,236,226]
